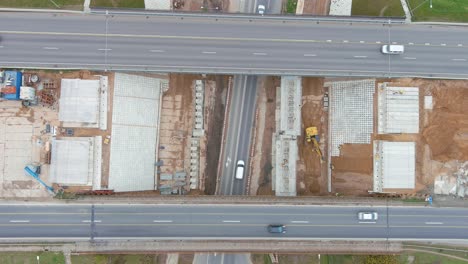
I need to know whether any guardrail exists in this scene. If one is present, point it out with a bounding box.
[90,8,406,24]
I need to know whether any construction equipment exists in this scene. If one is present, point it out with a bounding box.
[305,126,324,162]
[24,164,55,194]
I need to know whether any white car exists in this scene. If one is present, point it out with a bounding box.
[257,5,266,15]
[358,212,378,221]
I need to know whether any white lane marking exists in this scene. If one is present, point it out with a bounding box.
[0,46,4,48]
[452,59,467,61]
[425,222,443,225]
[359,41,365,43]
[353,56,367,58]
[9,220,30,223]
[326,40,332,42]
[253,52,267,56]
[291,221,309,224]
[458,44,463,47]
[408,42,414,45]
[149,49,165,53]
[304,54,317,57]
[358,221,376,224]
[425,43,430,45]
[404,57,417,60]
[98,48,112,51]
[392,42,397,44]
[223,220,240,223]
[343,40,348,43]
[153,220,173,223]
[376,41,381,44]
[43,47,59,50]
[202,51,217,54]
[441,43,446,46]
[82,220,102,223]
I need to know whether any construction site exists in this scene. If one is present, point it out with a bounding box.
[283,77,468,199]
[0,69,231,198]
[0,69,467,200]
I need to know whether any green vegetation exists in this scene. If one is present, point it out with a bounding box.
[0,0,83,9]
[0,252,64,264]
[71,254,163,264]
[90,0,145,8]
[400,197,426,203]
[400,251,468,264]
[408,0,468,22]
[285,0,298,14]
[351,0,405,17]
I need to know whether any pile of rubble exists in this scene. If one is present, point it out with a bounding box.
[434,161,468,198]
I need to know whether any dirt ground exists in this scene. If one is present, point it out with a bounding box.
[385,78,468,194]
[158,74,197,191]
[331,144,374,195]
[203,75,229,194]
[302,0,330,15]
[296,77,329,195]
[251,76,279,196]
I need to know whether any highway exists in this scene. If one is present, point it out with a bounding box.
[218,76,257,195]
[0,204,467,240]
[0,13,468,78]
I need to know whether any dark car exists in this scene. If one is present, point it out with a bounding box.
[268,224,286,233]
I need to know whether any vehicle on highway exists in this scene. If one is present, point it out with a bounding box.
[358,212,378,221]
[268,224,286,233]
[257,5,266,15]
[381,44,404,54]
[235,160,245,180]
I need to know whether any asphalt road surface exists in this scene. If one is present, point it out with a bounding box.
[0,13,467,78]
[0,204,467,240]
[218,75,257,196]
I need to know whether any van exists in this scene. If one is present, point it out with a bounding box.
[381,44,404,54]
[358,212,378,221]
[235,160,245,180]
[257,5,266,15]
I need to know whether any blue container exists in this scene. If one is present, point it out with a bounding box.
[4,71,23,100]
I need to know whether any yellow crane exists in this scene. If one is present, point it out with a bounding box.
[305,126,323,162]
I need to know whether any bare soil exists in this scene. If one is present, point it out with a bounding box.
[253,76,279,196]
[302,0,330,15]
[203,75,229,194]
[331,144,373,195]
[297,77,329,195]
[383,78,468,194]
